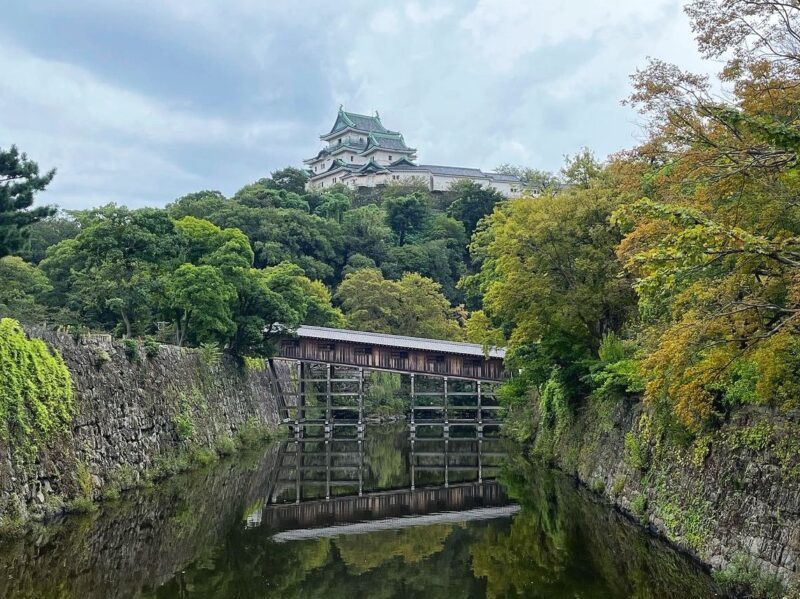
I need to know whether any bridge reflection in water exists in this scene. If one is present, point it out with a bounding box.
[247,425,513,537]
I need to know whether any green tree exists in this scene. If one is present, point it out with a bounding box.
[466,171,636,396]
[560,148,603,189]
[18,212,80,264]
[0,146,56,258]
[164,264,236,346]
[314,192,351,223]
[40,206,178,336]
[335,269,463,340]
[494,164,560,193]
[0,256,52,323]
[268,166,309,195]
[384,193,429,245]
[612,0,800,429]
[342,204,393,264]
[446,180,505,238]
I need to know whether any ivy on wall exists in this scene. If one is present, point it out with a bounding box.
[0,318,74,454]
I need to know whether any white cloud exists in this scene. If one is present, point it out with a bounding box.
[0,36,309,208]
[405,2,453,23]
[460,0,675,69]
[370,8,401,34]
[0,0,721,209]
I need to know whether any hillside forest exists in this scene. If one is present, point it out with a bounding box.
[2,0,800,446]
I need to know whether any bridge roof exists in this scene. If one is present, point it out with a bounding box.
[294,325,506,359]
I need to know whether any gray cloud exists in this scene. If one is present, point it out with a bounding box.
[0,0,711,209]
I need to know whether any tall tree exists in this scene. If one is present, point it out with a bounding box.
[466,173,636,395]
[0,256,52,323]
[335,268,463,340]
[268,166,309,195]
[0,146,56,258]
[384,193,429,245]
[613,0,800,429]
[446,180,505,238]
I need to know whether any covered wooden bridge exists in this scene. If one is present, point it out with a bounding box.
[278,325,508,382]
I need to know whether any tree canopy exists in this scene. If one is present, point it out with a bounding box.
[0,146,56,258]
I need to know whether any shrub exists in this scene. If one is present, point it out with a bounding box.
[215,435,237,456]
[624,432,649,471]
[198,342,222,367]
[75,461,93,498]
[539,369,570,433]
[630,494,648,521]
[173,412,195,441]
[590,478,605,493]
[242,356,266,371]
[102,486,121,501]
[611,475,626,496]
[236,417,272,448]
[143,338,160,358]
[67,496,97,514]
[713,553,785,599]
[122,338,140,362]
[0,318,74,455]
[188,446,218,467]
[94,348,111,367]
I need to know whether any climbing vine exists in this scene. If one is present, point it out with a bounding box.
[0,318,74,454]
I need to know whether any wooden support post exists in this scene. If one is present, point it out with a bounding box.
[325,437,331,500]
[410,436,416,490]
[295,437,302,504]
[410,373,416,433]
[478,436,483,483]
[357,367,364,437]
[444,435,449,488]
[477,380,483,437]
[443,376,449,434]
[298,361,306,429]
[325,363,332,435]
[358,440,365,495]
[294,360,301,432]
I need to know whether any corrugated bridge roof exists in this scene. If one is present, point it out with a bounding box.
[294,325,506,359]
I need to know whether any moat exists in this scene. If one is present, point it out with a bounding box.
[0,424,722,598]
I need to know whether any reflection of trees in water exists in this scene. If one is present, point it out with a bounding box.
[364,423,407,488]
[471,459,721,599]
[364,371,405,416]
[0,435,721,599]
[336,524,454,574]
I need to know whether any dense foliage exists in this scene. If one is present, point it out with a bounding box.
[0,163,521,356]
[469,0,800,442]
[0,318,73,453]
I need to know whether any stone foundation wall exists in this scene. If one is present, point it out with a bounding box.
[532,398,800,589]
[0,330,287,525]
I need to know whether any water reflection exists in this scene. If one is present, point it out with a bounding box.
[0,424,722,598]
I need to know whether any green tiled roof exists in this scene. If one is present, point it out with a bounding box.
[354,159,390,174]
[364,132,414,153]
[329,107,391,135]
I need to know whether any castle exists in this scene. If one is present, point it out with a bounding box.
[304,108,521,196]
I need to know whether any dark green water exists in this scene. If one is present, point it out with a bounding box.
[0,425,722,598]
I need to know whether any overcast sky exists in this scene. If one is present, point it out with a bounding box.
[0,1,713,209]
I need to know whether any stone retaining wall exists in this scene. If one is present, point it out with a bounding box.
[534,398,800,590]
[0,330,286,526]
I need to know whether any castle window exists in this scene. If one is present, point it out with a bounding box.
[338,139,342,145]
[350,156,353,161]
[389,155,393,160]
